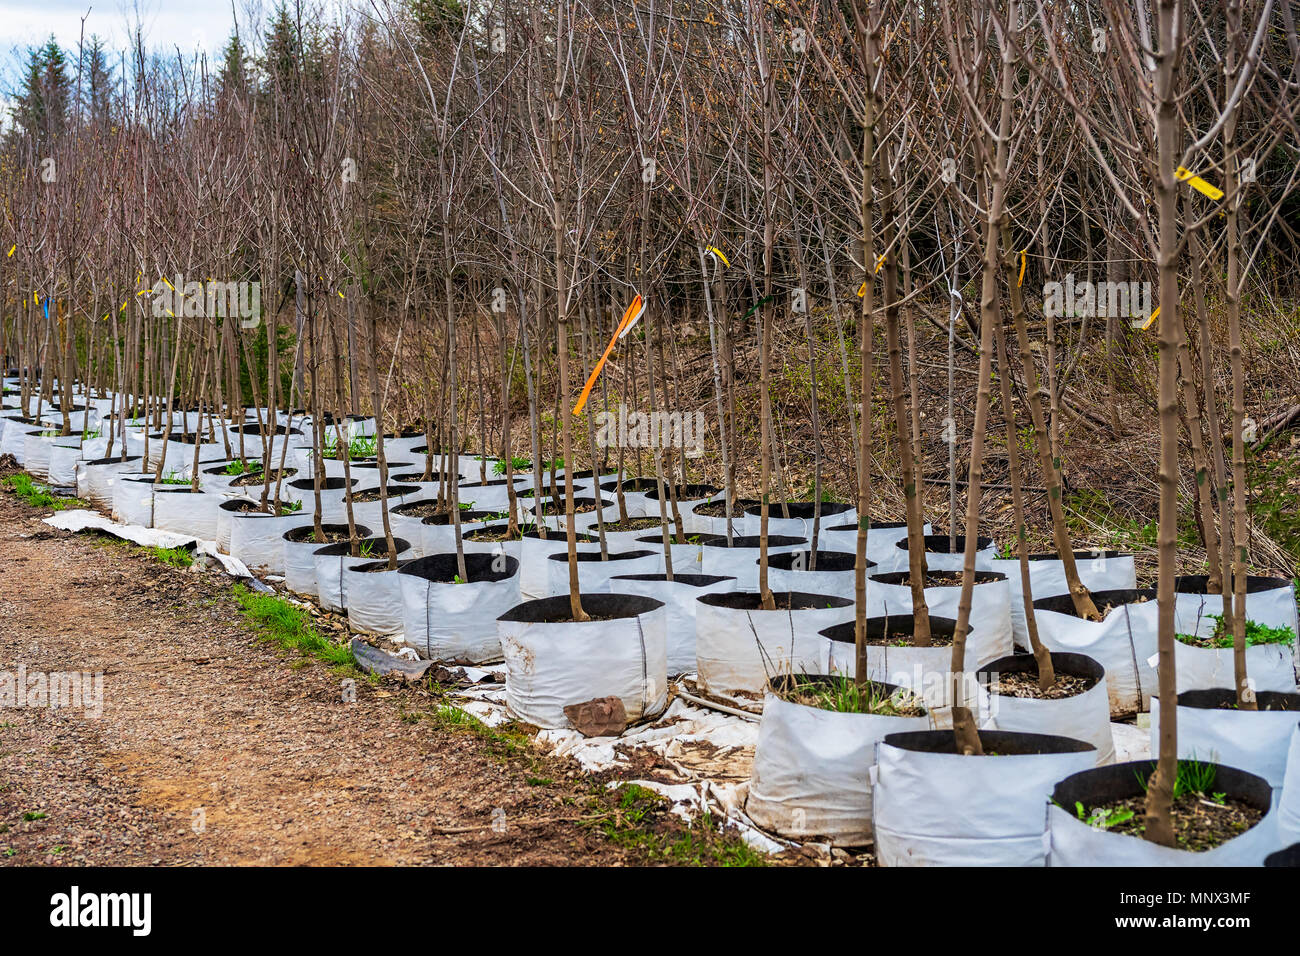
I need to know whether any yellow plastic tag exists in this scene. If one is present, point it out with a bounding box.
[1176,167,1224,201]
[1139,305,1160,331]
[705,246,730,269]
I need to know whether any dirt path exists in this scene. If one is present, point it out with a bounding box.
[0,488,751,867]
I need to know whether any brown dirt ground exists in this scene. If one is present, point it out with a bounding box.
[0,486,792,867]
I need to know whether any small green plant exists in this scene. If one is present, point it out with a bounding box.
[224,459,262,477]
[1176,615,1296,649]
[148,545,193,568]
[349,435,377,459]
[1073,801,1135,829]
[81,426,102,441]
[281,498,304,513]
[159,470,189,485]
[493,455,531,476]
[21,811,47,822]
[358,540,376,558]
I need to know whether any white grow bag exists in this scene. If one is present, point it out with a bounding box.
[1033,588,1159,716]
[399,553,522,662]
[282,524,373,597]
[679,495,758,536]
[344,561,408,636]
[1276,724,1300,847]
[229,512,312,573]
[1174,574,1300,639]
[543,549,661,597]
[1150,689,1300,787]
[113,475,157,526]
[499,594,668,729]
[607,573,737,675]
[742,501,857,540]
[518,531,600,601]
[746,680,931,846]
[1170,640,1298,695]
[1048,760,1277,866]
[821,521,933,571]
[868,570,1014,669]
[873,730,1097,866]
[766,549,863,601]
[694,591,851,696]
[22,432,55,478]
[888,534,996,575]
[47,439,83,486]
[152,487,223,540]
[79,456,143,506]
[979,652,1116,764]
[698,535,807,591]
[313,536,412,613]
[991,551,1137,650]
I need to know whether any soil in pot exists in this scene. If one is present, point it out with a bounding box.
[393,499,454,519]
[692,497,759,517]
[874,569,1006,588]
[602,516,676,533]
[284,523,371,545]
[289,476,356,492]
[773,673,925,716]
[464,523,521,542]
[351,485,415,503]
[229,468,297,487]
[821,613,958,648]
[530,496,611,516]
[1034,587,1157,618]
[744,501,853,520]
[699,590,852,613]
[645,483,722,501]
[978,652,1102,700]
[697,533,807,550]
[422,508,508,525]
[497,592,663,625]
[349,460,413,470]
[1176,687,1300,711]
[314,536,411,562]
[900,533,994,554]
[222,499,300,516]
[1061,759,1266,852]
[400,552,520,583]
[767,549,863,572]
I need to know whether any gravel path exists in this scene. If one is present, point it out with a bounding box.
[0,488,694,866]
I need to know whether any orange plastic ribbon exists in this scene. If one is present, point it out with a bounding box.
[573,295,643,416]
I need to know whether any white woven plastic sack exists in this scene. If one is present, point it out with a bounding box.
[747,687,931,846]
[499,595,668,729]
[694,592,849,696]
[873,731,1096,866]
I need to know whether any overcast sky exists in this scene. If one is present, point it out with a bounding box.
[2,0,251,68]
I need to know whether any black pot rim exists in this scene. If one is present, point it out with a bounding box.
[698,590,852,611]
[497,592,664,623]
[884,728,1096,757]
[398,552,520,582]
[1050,759,1272,819]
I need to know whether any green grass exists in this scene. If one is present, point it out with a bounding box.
[147,546,193,569]
[593,784,768,866]
[232,584,355,669]
[780,674,924,716]
[3,473,86,510]
[224,458,262,476]
[158,470,189,485]
[493,455,531,476]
